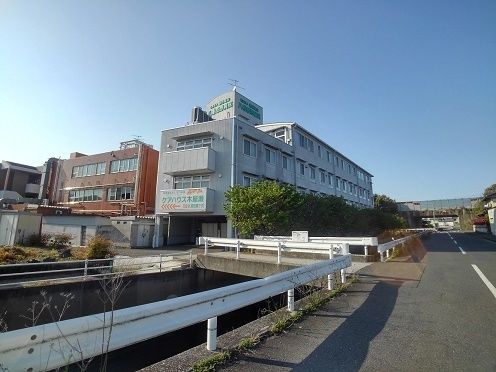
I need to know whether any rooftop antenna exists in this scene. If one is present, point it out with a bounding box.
[132,135,143,142]
[228,79,244,92]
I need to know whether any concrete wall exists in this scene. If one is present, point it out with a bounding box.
[488,208,495,236]
[42,215,111,246]
[195,254,298,278]
[0,212,41,246]
[0,268,252,331]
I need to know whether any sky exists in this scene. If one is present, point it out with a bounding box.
[1,0,495,201]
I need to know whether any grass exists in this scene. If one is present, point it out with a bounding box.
[192,350,231,372]
[192,275,358,371]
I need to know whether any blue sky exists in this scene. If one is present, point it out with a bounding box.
[1,0,495,201]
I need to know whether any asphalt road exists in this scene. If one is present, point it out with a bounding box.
[223,232,496,371]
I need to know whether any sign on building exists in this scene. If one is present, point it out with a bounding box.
[159,188,208,212]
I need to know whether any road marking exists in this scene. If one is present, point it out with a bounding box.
[472,264,496,299]
[447,233,465,254]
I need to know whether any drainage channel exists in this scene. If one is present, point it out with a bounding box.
[88,291,291,372]
[1,268,303,371]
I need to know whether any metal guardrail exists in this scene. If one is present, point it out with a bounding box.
[0,252,193,287]
[0,254,352,371]
[253,235,378,256]
[377,232,427,261]
[199,236,350,263]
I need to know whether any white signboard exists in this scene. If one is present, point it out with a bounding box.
[291,231,309,243]
[159,188,207,212]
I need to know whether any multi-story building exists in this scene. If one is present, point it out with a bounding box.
[153,90,373,246]
[0,160,42,199]
[46,140,159,216]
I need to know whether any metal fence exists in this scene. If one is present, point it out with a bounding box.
[0,252,193,288]
[377,232,428,261]
[199,236,351,263]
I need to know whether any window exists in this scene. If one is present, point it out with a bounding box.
[265,147,276,164]
[310,166,316,180]
[176,137,212,151]
[282,154,293,171]
[298,161,305,176]
[243,175,257,186]
[328,173,334,187]
[336,177,341,190]
[243,138,257,157]
[334,156,339,167]
[318,145,322,158]
[297,132,314,152]
[174,175,210,189]
[327,151,331,163]
[320,170,325,183]
[72,162,106,178]
[68,188,103,202]
[110,158,138,173]
[272,129,286,142]
[108,186,134,201]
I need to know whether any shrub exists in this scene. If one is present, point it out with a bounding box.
[0,247,28,263]
[49,233,73,249]
[86,235,114,259]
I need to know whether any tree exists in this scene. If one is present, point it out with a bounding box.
[224,180,301,237]
[373,194,399,214]
[483,183,496,198]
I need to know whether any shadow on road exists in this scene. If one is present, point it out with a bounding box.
[292,281,400,372]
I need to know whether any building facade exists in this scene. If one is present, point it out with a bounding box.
[153,90,373,246]
[46,140,159,216]
[0,161,42,199]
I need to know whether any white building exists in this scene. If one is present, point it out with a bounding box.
[153,90,373,246]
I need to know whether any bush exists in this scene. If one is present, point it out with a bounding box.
[225,181,407,237]
[0,247,28,263]
[86,235,114,259]
[49,233,73,249]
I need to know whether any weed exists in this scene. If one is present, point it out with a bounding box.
[237,336,259,351]
[192,350,231,372]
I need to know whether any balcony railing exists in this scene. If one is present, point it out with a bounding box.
[162,147,215,176]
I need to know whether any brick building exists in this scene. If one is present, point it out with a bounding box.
[46,140,159,216]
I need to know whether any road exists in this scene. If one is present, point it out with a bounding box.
[223,232,496,371]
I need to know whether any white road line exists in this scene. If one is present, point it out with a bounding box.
[472,264,496,299]
[458,246,466,254]
[453,240,457,244]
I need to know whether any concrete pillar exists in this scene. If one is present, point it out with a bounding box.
[152,215,162,248]
[226,219,234,238]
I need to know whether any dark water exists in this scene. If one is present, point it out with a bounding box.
[94,293,288,372]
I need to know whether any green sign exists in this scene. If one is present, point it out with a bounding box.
[238,98,261,119]
[208,97,233,116]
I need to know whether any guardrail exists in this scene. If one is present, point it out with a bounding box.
[0,252,193,288]
[253,235,378,256]
[198,236,350,263]
[377,232,427,261]
[0,254,352,371]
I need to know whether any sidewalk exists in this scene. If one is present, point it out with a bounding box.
[221,261,425,372]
